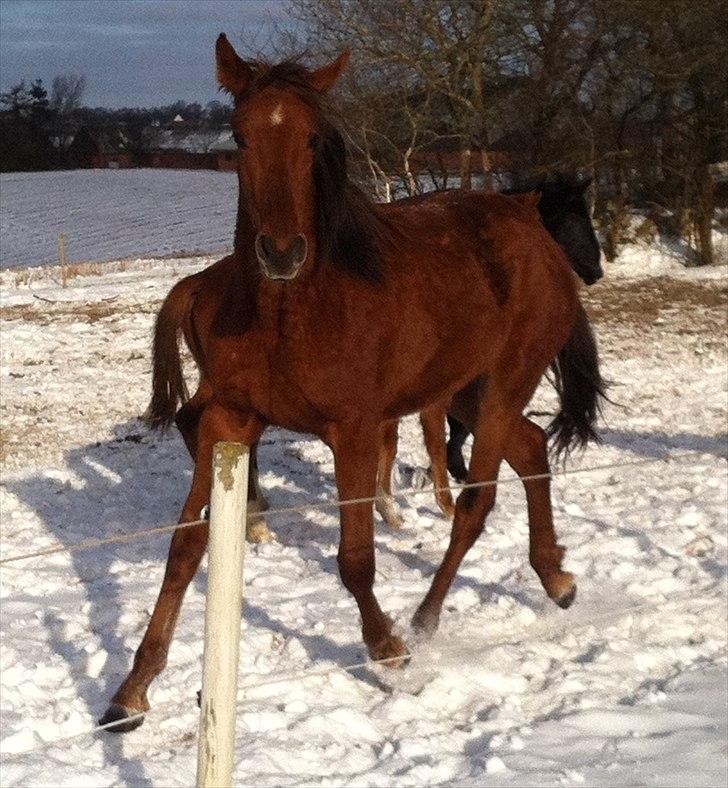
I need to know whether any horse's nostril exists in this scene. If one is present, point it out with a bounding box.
[255,232,307,278]
[291,234,307,264]
[260,234,276,259]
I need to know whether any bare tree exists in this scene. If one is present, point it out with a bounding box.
[49,73,87,154]
[290,0,500,189]
[286,0,725,261]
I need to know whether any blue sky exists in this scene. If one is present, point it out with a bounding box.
[0,0,291,108]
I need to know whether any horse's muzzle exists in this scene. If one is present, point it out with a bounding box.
[581,265,604,286]
[255,233,308,280]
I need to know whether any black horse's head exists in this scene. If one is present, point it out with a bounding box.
[507,174,603,285]
[535,175,603,285]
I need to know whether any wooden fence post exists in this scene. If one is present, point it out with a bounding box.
[58,233,67,266]
[196,442,249,788]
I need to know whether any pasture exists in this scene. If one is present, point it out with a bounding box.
[1,247,725,786]
[0,169,237,269]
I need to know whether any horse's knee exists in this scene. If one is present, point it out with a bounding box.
[457,485,495,518]
[450,486,494,548]
[338,547,375,597]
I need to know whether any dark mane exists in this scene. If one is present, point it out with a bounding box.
[237,59,387,283]
[312,126,384,282]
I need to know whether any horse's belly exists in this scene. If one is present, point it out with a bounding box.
[383,313,499,418]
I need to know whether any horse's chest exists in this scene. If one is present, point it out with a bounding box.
[211,332,361,432]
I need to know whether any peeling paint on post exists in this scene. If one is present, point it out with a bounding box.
[196,442,249,788]
[215,441,245,491]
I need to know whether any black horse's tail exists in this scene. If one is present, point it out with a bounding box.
[146,274,200,430]
[547,304,605,458]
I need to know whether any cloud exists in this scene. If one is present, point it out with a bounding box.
[0,0,293,108]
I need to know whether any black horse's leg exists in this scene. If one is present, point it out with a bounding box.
[446,415,470,482]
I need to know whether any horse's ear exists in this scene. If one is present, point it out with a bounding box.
[309,51,351,93]
[216,33,253,96]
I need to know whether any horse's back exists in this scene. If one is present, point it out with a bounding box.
[380,189,574,301]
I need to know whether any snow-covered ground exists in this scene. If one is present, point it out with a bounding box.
[0,252,726,787]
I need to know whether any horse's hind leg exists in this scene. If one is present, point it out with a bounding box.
[245,447,274,543]
[504,416,576,608]
[419,405,455,518]
[375,419,404,529]
[101,406,264,731]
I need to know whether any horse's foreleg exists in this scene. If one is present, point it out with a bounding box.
[101,406,264,732]
[176,394,272,543]
[374,419,403,529]
[420,404,455,518]
[245,445,274,543]
[412,396,520,635]
[332,421,408,663]
[504,416,576,608]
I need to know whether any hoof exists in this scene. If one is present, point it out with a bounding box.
[555,583,577,609]
[411,605,440,637]
[375,494,404,530]
[98,703,145,733]
[246,520,275,544]
[540,569,576,610]
[368,634,410,667]
[435,494,455,520]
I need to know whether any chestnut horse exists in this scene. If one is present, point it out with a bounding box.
[142,175,603,534]
[382,174,604,512]
[101,38,604,731]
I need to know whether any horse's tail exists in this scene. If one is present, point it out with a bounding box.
[147,274,200,430]
[546,303,605,458]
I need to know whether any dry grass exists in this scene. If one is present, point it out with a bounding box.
[0,300,161,325]
[3,251,214,289]
[582,277,727,326]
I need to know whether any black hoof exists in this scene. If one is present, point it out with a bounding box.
[98,703,145,733]
[555,584,577,610]
[411,607,439,637]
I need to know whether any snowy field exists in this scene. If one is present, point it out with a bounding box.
[2,169,726,273]
[0,250,726,786]
[0,170,237,269]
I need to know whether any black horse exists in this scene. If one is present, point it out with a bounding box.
[446,174,603,482]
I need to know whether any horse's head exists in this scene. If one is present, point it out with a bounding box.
[539,176,603,286]
[216,34,351,281]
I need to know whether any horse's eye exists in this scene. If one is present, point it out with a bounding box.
[308,133,321,149]
[232,132,247,149]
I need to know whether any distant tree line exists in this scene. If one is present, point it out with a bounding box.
[2,0,725,264]
[287,0,727,264]
[0,75,232,172]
